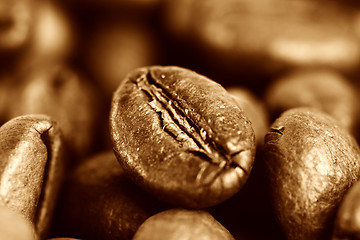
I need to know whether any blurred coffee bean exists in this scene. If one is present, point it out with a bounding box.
[0,114,66,239]
[51,151,168,240]
[227,86,269,147]
[132,208,235,240]
[0,0,37,56]
[162,0,360,87]
[264,68,360,138]
[1,0,77,79]
[0,205,37,240]
[82,19,161,101]
[332,180,360,240]
[28,0,75,63]
[7,62,105,160]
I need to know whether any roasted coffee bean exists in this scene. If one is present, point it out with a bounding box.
[0,0,36,54]
[162,0,360,81]
[264,68,360,137]
[332,180,360,240]
[110,66,256,208]
[53,151,168,240]
[1,0,76,82]
[0,114,65,239]
[27,0,75,63]
[132,208,234,240]
[7,63,104,159]
[264,108,360,239]
[0,205,37,240]
[227,86,269,147]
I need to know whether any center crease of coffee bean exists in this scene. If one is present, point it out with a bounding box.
[135,72,234,170]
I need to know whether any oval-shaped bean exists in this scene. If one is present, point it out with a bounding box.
[162,0,360,79]
[132,208,234,240]
[29,0,75,62]
[110,65,256,208]
[264,108,360,239]
[0,114,65,239]
[264,68,360,137]
[0,0,36,54]
[52,151,168,240]
[332,180,360,240]
[8,63,104,159]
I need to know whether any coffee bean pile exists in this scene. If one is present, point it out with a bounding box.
[1,0,360,240]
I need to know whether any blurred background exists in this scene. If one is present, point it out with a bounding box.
[2,0,360,143]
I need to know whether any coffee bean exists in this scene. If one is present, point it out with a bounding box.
[110,65,256,208]
[0,0,36,54]
[264,68,360,137]
[162,0,360,80]
[132,208,235,240]
[53,151,168,240]
[264,107,360,239]
[0,114,66,239]
[28,0,75,63]
[332,180,360,240]
[7,63,104,160]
